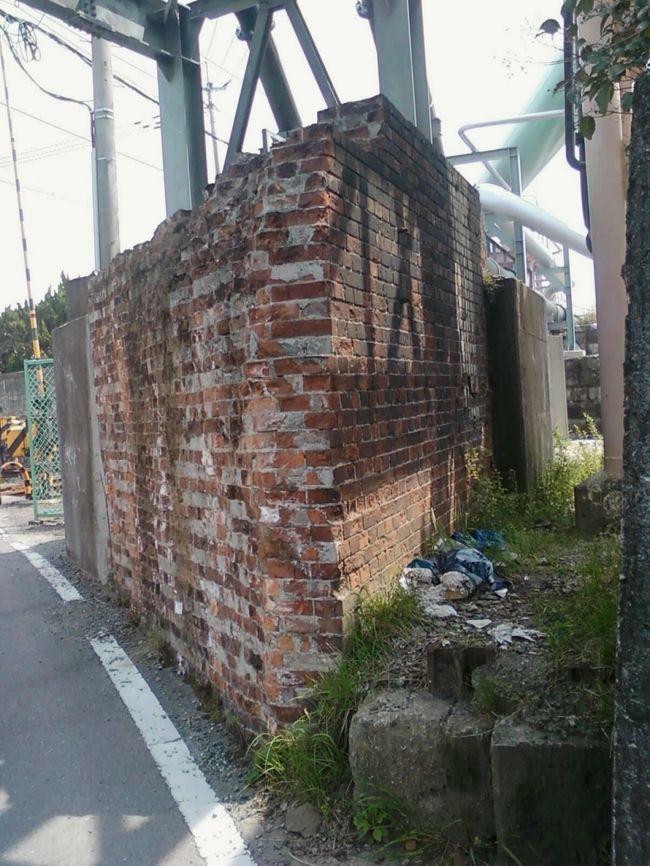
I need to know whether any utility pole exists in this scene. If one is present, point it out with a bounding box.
[204,63,230,179]
[0,37,40,360]
[204,63,220,177]
[91,37,120,271]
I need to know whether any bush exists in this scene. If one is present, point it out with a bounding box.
[465,431,603,534]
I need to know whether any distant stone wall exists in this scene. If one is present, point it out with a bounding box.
[0,371,25,417]
[88,96,490,731]
[575,322,599,356]
[566,323,601,431]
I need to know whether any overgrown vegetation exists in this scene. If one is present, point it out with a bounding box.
[250,586,424,813]
[465,422,603,537]
[250,436,618,853]
[466,435,618,727]
[538,534,619,675]
[146,626,175,667]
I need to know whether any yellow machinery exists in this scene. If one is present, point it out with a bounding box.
[1,416,28,460]
[0,416,32,499]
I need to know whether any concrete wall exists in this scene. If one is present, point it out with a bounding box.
[548,334,568,439]
[53,312,110,583]
[88,96,490,731]
[486,279,553,493]
[0,371,25,417]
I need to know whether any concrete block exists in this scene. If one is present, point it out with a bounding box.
[65,275,90,320]
[548,334,568,438]
[574,470,621,536]
[442,704,495,844]
[349,690,494,844]
[427,643,496,700]
[491,719,611,866]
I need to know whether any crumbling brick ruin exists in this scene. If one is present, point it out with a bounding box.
[88,96,490,730]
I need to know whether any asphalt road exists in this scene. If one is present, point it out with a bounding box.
[0,524,206,866]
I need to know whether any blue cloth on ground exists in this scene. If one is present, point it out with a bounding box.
[408,536,510,594]
[451,529,506,551]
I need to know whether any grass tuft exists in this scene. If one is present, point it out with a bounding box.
[536,533,619,675]
[249,585,425,812]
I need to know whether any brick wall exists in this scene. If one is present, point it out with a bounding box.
[88,96,489,731]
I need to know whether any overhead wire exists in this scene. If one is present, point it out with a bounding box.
[0,173,88,204]
[0,17,93,121]
[0,112,160,168]
[0,7,159,104]
[0,100,163,171]
[0,6,231,147]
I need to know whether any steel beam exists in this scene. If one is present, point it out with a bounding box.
[157,6,207,212]
[188,0,283,19]
[18,0,170,59]
[235,6,300,134]
[283,0,338,109]
[224,4,272,168]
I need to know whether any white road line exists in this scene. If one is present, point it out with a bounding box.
[0,529,83,602]
[90,635,256,866]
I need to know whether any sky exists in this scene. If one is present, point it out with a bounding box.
[0,0,596,314]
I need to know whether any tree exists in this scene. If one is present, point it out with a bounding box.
[613,70,650,866]
[0,274,68,373]
[561,2,649,863]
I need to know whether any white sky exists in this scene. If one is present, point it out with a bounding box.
[0,0,595,314]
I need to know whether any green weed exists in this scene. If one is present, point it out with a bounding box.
[249,585,425,813]
[353,792,454,860]
[465,433,603,540]
[472,674,517,718]
[146,627,175,667]
[534,430,603,527]
[537,534,619,675]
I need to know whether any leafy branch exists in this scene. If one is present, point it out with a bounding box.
[562,0,649,136]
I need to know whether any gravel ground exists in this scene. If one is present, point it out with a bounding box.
[0,499,390,866]
[1,498,609,865]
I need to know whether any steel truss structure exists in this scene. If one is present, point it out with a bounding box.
[15,0,436,214]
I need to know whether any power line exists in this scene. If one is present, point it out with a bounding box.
[0,100,163,171]
[0,7,159,105]
[0,173,88,204]
[0,99,87,139]
[0,9,231,148]
[0,115,159,168]
[0,21,93,118]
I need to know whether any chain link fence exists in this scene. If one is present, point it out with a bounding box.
[24,359,63,520]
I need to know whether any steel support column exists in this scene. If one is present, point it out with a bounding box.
[224,5,272,168]
[157,6,207,213]
[283,0,339,109]
[369,0,435,143]
[508,147,527,284]
[235,6,300,134]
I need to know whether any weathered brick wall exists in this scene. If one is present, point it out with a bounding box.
[88,96,489,731]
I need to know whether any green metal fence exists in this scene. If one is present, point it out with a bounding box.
[24,359,63,520]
